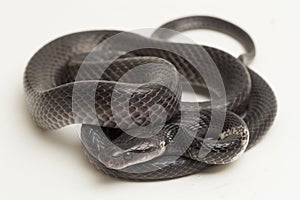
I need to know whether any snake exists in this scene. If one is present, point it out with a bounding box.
[24,16,277,181]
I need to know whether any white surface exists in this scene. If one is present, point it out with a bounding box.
[0,0,299,199]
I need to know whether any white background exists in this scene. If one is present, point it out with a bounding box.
[0,0,299,199]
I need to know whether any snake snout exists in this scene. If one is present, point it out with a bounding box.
[97,137,166,170]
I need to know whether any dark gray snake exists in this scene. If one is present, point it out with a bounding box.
[24,16,277,181]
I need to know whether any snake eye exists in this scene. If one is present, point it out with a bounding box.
[123,152,133,160]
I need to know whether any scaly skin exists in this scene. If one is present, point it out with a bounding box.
[24,16,277,181]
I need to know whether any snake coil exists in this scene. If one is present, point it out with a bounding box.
[24,16,277,180]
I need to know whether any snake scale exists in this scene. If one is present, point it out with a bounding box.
[24,16,277,180]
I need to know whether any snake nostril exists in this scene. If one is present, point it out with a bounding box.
[107,160,115,168]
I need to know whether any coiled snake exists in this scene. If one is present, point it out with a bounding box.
[24,16,277,180]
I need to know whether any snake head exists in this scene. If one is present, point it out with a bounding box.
[98,134,166,170]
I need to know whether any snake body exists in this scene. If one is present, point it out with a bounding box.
[24,16,277,180]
